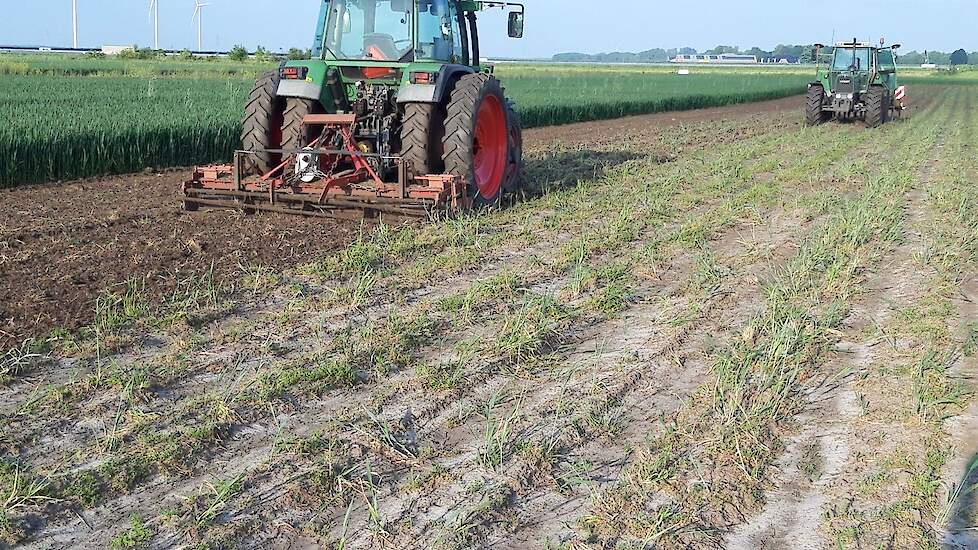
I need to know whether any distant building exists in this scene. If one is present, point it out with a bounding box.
[671,53,801,65]
[759,55,801,64]
[670,54,758,64]
[669,53,757,64]
[102,45,136,55]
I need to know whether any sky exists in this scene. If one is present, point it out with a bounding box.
[0,0,975,57]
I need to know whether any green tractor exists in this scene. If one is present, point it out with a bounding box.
[185,0,526,217]
[806,39,907,128]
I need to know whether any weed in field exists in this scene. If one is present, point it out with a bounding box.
[492,293,567,368]
[92,276,151,336]
[440,481,513,546]
[438,272,523,323]
[478,390,523,471]
[353,407,418,460]
[912,349,970,422]
[189,474,245,528]
[416,361,466,391]
[60,456,151,508]
[250,358,357,403]
[110,515,154,549]
[0,339,45,385]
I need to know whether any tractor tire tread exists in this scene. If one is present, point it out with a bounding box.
[865,85,887,128]
[805,85,829,126]
[503,98,524,193]
[240,71,284,175]
[282,98,317,155]
[442,73,491,172]
[400,103,444,180]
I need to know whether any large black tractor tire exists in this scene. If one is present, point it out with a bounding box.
[864,85,889,128]
[241,71,286,176]
[443,73,510,209]
[805,85,830,126]
[503,99,524,194]
[282,98,323,154]
[400,102,445,181]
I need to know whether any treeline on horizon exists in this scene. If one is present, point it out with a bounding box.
[553,45,978,65]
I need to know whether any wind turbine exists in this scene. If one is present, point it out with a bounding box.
[149,0,160,49]
[72,0,78,48]
[191,0,211,52]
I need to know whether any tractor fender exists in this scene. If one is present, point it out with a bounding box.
[396,65,476,104]
[276,79,323,101]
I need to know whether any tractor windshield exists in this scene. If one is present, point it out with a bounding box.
[833,48,871,71]
[322,0,414,61]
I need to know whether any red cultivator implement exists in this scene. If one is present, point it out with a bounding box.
[183,114,468,220]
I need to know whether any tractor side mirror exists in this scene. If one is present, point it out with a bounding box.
[508,12,524,39]
[891,44,901,50]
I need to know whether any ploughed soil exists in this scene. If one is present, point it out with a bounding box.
[0,95,801,350]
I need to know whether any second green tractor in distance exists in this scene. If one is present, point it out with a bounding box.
[185,0,526,217]
[806,39,907,128]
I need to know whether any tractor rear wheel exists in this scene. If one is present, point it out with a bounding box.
[805,85,830,126]
[400,102,445,181]
[865,85,888,128]
[503,99,524,194]
[282,98,322,154]
[241,71,285,175]
[443,73,510,209]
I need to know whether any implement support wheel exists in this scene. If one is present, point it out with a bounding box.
[443,73,510,208]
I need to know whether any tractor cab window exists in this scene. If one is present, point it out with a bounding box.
[417,0,460,62]
[313,1,329,57]
[833,48,871,71]
[324,0,414,61]
[878,50,896,72]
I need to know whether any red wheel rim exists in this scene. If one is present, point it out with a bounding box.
[472,94,507,200]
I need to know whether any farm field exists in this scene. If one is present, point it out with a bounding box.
[0,55,817,187]
[2,74,978,550]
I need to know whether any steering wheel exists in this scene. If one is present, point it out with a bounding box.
[393,39,412,49]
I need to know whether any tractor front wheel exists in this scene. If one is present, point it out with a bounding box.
[864,85,889,128]
[805,85,830,126]
[443,73,510,209]
[241,71,285,175]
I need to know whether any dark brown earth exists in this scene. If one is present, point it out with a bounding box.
[0,95,802,350]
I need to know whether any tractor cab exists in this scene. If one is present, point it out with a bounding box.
[822,42,898,99]
[310,0,524,66]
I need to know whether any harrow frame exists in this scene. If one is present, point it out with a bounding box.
[183,114,467,220]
